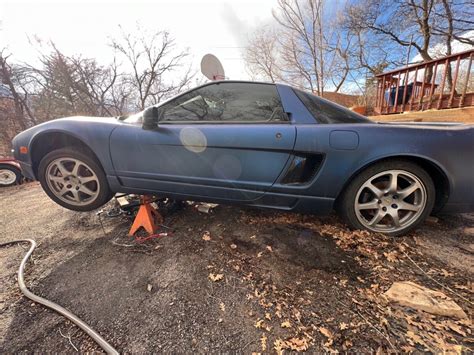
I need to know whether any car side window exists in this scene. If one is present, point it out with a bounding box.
[294,89,370,124]
[160,83,288,123]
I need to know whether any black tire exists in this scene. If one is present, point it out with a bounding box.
[38,148,113,211]
[338,160,435,237]
[0,164,22,187]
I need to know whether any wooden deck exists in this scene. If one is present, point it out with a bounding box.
[375,50,473,115]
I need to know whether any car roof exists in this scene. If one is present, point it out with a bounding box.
[198,80,277,86]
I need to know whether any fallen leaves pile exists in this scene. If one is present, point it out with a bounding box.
[212,211,472,353]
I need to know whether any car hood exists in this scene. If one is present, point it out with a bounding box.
[55,115,121,124]
[20,115,121,136]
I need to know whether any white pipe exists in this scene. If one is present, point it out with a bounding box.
[0,239,119,355]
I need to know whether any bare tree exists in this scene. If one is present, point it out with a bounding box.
[0,50,36,130]
[245,0,355,94]
[326,22,355,93]
[346,0,473,65]
[432,0,474,47]
[111,26,195,110]
[20,44,121,120]
[244,26,281,82]
[69,56,120,116]
[273,0,327,94]
[432,0,474,90]
[0,25,200,154]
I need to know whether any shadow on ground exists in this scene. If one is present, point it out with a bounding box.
[2,205,368,353]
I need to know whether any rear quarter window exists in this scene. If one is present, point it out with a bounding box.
[294,89,370,124]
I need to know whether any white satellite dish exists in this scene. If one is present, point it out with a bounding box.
[201,54,225,81]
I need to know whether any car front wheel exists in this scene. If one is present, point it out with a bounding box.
[339,160,435,236]
[38,148,113,211]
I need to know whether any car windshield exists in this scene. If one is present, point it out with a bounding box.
[293,89,370,124]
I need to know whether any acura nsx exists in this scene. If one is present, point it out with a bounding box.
[12,81,474,236]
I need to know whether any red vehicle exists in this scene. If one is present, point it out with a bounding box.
[0,158,22,187]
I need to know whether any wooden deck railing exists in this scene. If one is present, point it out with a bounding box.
[374,49,473,114]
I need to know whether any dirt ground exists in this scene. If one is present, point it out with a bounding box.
[0,182,472,353]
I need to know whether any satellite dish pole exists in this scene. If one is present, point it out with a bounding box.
[201,54,226,81]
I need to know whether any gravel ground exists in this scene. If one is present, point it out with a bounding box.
[0,182,472,353]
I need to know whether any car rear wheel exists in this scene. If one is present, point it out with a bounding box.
[0,164,22,187]
[339,160,435,236]
[38,148,113,211]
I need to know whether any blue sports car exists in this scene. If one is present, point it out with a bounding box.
[12,81,474,236]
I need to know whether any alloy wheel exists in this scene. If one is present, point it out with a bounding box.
[354,169,427,233]
[45,157,101,206]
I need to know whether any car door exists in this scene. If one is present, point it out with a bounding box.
[110,82,296,201]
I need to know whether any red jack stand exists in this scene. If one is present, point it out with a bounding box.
[128,196,164,237]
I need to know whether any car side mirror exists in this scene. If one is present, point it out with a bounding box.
[142,107,161,130]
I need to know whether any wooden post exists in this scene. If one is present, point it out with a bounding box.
[375,79,380,109]
[460,53,473,107]
[427,61,439,110]
[437,58,449,110]
[448,55,461,108]
[393,74,401,113]
[409,66,419,111]
[400,68,410,112]
[380,75,386,114]
[418,64,428,111]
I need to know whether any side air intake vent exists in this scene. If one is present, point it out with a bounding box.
[281,154,324,184]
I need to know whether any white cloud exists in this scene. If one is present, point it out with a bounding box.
[0,0,276,80]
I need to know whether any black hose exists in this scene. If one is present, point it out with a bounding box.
[0,239,119,354]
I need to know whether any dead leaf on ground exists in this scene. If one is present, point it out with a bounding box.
[261,334,267,351]
[281,320,292,328]
[208,273,224,282]
[255,319,272,332]
[384,251,399,263]
[288,337,310,351]
[293,309,301,322]
[202,232,211,241]
[266,245,273,252]
[319,326,335,346]
[275,337,310,352]
[274,339,284,354]
[454,282,473,293]
[406,330,425,346]
[219,302,225,312]
[440,268,454,277]
[445,321,467,337]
